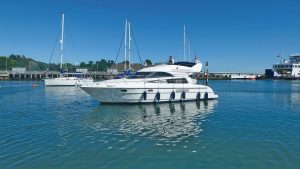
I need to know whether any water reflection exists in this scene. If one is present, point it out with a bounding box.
[44,86,84,97]
[85,101,217,141]
[271,81,300,111]
[290,81,300,110]
[44,86,92,105]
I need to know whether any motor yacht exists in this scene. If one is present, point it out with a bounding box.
[80,62,218,103]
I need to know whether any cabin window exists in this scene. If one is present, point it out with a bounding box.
[150,80,167,83]
[150,72,173,78]
[129,72,173,78]
[167,78,188,84]
[129,72,151,78]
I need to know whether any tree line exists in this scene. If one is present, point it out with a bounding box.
[0,54,153,72]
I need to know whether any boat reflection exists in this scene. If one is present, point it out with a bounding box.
[272,81,300,110]
[85,100,218,140]
[44,86,84,96]
[287,81,300,110]
[45,86,87,98]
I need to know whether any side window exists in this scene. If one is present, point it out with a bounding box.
[167,78,188,84]
[179,78,188,83]
[146,72,173,78]
[150,80,167,83]
[153,72,173,77]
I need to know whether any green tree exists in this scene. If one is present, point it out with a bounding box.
[88,61,95,71]
[98,59,108,71]
[145,59,152,65]
[79,62,86,68]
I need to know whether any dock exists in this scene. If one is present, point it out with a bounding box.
[0,70,264,80]
[0,71,114,80]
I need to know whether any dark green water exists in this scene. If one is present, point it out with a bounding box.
[0,80,300,169]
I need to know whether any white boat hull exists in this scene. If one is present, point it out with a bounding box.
[81,82,218,103]
[44,77,93,86]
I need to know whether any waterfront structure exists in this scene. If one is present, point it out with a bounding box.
[207,72,262,80]
[0,70,114,80]
[80,62,218,103]
[12,68,26,73]
[273,54,300,78]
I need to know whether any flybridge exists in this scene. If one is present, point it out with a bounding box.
[138,62,203,75]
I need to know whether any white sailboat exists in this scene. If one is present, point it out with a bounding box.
[44,13,93,86]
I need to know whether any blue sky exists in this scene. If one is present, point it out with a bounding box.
[0,0,300,72]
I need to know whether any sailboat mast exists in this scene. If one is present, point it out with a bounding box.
[124,19,128,70]
[60,13,65,70]
[184,25,186,61]
[128,21,131,70]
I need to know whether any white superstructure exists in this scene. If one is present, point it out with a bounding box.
[80,62,218,103]
[273,54,300,78]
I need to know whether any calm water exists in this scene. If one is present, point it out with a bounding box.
[0,80,300,169]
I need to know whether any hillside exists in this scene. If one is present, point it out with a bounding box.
[0,54,117,72]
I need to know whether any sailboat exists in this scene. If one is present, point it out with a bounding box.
[114,19,138,78]
[44,13,93,86]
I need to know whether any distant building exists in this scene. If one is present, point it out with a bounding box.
[12,67,26,73]
[76,68,88,73]
[230,73,258,80]
[107,68,118,74]
[210,72,262,80]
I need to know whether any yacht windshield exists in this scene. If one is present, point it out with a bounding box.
[174,62,196,67]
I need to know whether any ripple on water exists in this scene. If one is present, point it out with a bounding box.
[1,81,300,169]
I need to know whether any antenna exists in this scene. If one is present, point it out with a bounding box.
[281,49,284,63]
[188,40,191,62]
